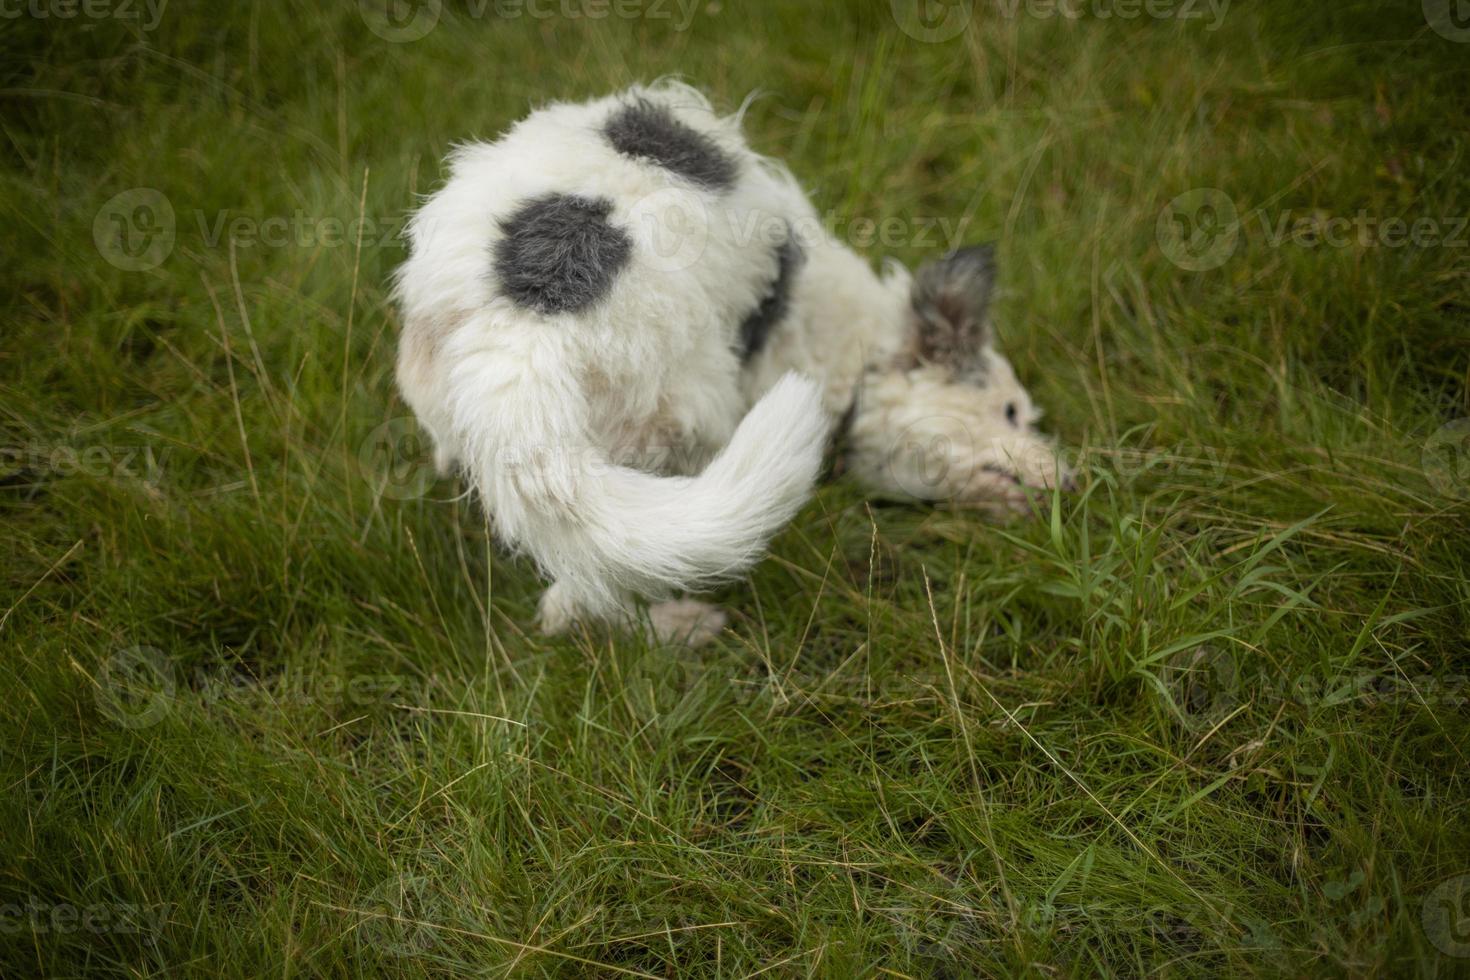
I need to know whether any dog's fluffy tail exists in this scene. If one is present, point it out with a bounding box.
[453,365,830,621]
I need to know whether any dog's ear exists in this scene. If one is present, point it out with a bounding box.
[902,244,996,371]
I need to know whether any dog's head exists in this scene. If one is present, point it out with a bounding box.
[850,245,1074,514]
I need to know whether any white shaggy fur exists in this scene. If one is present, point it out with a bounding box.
[393,82,1070,642]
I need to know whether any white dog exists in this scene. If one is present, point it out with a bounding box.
[393,83,1071,644]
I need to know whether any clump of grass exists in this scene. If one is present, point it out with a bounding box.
[2,1,1468,975]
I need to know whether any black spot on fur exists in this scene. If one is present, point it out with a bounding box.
[738,229,804,363]
[603,98,738,191]
[493,194,632,315]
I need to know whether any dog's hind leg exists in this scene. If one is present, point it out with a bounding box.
[646,598,727,648]
[536,579,615,636]
[538,582,726,648]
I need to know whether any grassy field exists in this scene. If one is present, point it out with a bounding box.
[4,0,1470,975]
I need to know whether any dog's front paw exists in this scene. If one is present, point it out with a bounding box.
[647,599,727,648]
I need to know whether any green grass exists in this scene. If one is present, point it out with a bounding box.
[3,0,1470,975]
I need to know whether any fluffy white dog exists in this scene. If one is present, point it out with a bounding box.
[394,82,1070,644]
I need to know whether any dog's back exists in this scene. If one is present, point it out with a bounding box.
[397,84,823,468]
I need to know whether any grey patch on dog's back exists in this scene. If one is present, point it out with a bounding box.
[738,227,805,363]
[493,194,632,315]
[603,98,738,191]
